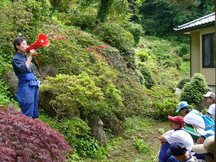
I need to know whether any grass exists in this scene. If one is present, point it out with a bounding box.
[104,117,170,162]
[180,60,190,77]
[75,117,170,162]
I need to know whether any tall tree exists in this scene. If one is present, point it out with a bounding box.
[96,0,114,23]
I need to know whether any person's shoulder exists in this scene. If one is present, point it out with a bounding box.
[208,103,215,109]
[13,53,24,60]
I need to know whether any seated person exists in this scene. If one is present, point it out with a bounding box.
[192,136,215,162]
[176,101,190,117]
[203,92,215,107]
[203,91,215,120]
[168,142,201,162]
[193,130,214,160]
[206,103,215,120]
[158,116,194,162]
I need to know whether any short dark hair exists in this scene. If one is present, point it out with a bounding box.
[13,37,26,51]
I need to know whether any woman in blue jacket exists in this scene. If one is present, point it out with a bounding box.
[12,37,40,118]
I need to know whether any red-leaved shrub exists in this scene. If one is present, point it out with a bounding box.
[0,107,72,162]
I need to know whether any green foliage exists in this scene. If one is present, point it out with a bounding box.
[177,78,191,89]
[182,54,190,61]
[154,67,181,91]
[41,72,123,118]
[96,0,114,23]
[145,85,178,120]
[117,73,150,117]
[180,73,208,105]
[98,22,135,52]
[40,73,103,118]
[136,50,150,62]
[139,0,214,36]
[178,43,189,57]
[0,79,15,106]
[124,22,144,45]
[40,114,108,159]
[63,4,97,30]
[134,138,151,155]
[138,63,155,89]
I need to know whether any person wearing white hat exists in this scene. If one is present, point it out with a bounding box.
[203,91,215,107]
[202,91,216,120]
[192,136,215,162]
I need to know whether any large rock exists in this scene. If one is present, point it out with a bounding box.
[88,113,108,146]
[102,113,125,135]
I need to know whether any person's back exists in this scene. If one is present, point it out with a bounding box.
[159,116,194,162]
[184,111,205,134]
[207,103,215,120]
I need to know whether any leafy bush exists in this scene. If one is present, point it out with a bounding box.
[0,107,71,162]
[40,114,108,160]
[117,73,151,117]
[55,118,96,157]
[136,50,150,62]
[98,22,135,52]
[67,11,97,30]
[138,63,155,89]
[40,72,123,119]
[177,78,191,89]
[124,22,144,45]
[180,73,208,105]
[182,54,190,61]
[145,85,178,120]
[153,67,181,91]
[0,79,15,106]
[178,44,189,57]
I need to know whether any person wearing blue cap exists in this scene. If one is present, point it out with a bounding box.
[176,101,190,117]
[168,142,199,162]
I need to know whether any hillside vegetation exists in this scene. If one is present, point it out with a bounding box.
[0,0,210,161]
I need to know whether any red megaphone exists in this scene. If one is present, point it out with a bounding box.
[26,34,50,53]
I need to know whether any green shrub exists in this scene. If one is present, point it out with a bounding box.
[124,22,144,45]
[136,50,149,62]
[153,67,181,91]
[178,44,189,57]
[0,79,15,106]
[40,72,123,119]
[98,22,135,52]
[177,78,191,89]
[67,12,97,30]
[117,74,150,117]
[180,73,208,105]
[182,54,190,61]
[145,85,178,120]
[40,114,108,159]
[138,63,155,89]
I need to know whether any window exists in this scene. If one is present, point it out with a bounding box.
[202,33,215,68]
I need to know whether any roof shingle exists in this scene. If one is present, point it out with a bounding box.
[174,12,215,32]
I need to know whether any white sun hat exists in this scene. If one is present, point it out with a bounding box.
[192,136,215,154]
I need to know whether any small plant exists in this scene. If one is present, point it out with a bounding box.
[134,138,151,155]
[0,107,71,162]
[0,79,15,106]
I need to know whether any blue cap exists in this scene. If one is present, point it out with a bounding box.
[169,142,187,156]
[176,101,189,113]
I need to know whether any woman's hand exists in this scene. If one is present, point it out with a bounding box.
[29,49,37,57]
